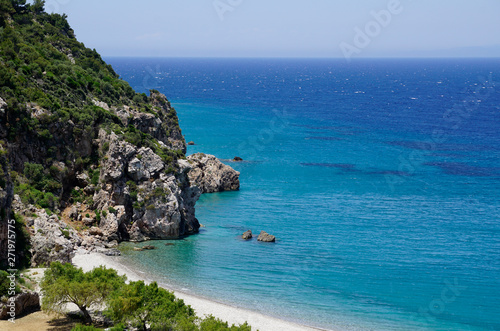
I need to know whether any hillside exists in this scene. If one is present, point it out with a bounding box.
[0,0,239,270]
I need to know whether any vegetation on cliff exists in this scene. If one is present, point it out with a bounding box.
[1,2,246,329]
[0,0,204,271]
[0,0,185,218]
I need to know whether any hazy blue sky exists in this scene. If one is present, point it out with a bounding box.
[43,0,500,58]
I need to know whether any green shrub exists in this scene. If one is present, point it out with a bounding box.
[200,315,252,331]
[61,229,70,239]
[41,263,126,325]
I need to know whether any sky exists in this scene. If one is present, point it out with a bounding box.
[41,0,500,58]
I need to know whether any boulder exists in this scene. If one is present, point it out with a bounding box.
[68,205,78,220]
[242,230,252,240]
[82,217,95,226]
[187,153,240,193]
[188,141,195,146]
[257,231,276,243]
[103,248,121,256]
[88,227,103,236]
[0,291,40,320]
[233,157,243,162]
[76,172,90,187]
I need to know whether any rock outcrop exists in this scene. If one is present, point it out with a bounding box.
[0,2,243,272]
[30,210,80,267]
[90,129,202,242]
[0,291,40,320]
[257,231,276,243]
[123,92,186,154]
[186,153,240,193]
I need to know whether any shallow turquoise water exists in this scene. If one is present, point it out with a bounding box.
[110,58,500,330]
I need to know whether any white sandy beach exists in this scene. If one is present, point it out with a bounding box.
[72,251,330,331]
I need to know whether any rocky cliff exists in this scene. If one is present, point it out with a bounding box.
[0,1,240,267]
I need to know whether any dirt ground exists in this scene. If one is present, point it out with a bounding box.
[0,311,77,331]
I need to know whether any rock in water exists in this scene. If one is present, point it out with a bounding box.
[188,141,195,145]
[233,157,243,162]
[186,153,240,193]
[257,231,276,242]
[242,230,252,240]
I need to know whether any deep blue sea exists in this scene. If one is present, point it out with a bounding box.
[106,58,500,331]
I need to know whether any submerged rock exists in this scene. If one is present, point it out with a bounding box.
[187,153,240,193]
[257,231,276,243]
[242,230,252,240]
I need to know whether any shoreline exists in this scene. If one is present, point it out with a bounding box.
[72,250,333,331]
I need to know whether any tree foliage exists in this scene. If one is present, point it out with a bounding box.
[41,263,252,330]
[106,281,197,331]
[41,262,126,324]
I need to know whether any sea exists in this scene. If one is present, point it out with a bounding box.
[105,57,500,331]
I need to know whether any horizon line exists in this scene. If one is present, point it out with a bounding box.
[102,55,500,60]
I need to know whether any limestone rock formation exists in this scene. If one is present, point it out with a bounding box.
[30,211,80,267]
[91,129,202,242]
[257,231,276,243]
[186,153,240,193]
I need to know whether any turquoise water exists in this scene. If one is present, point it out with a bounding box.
[109,58,500,330]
